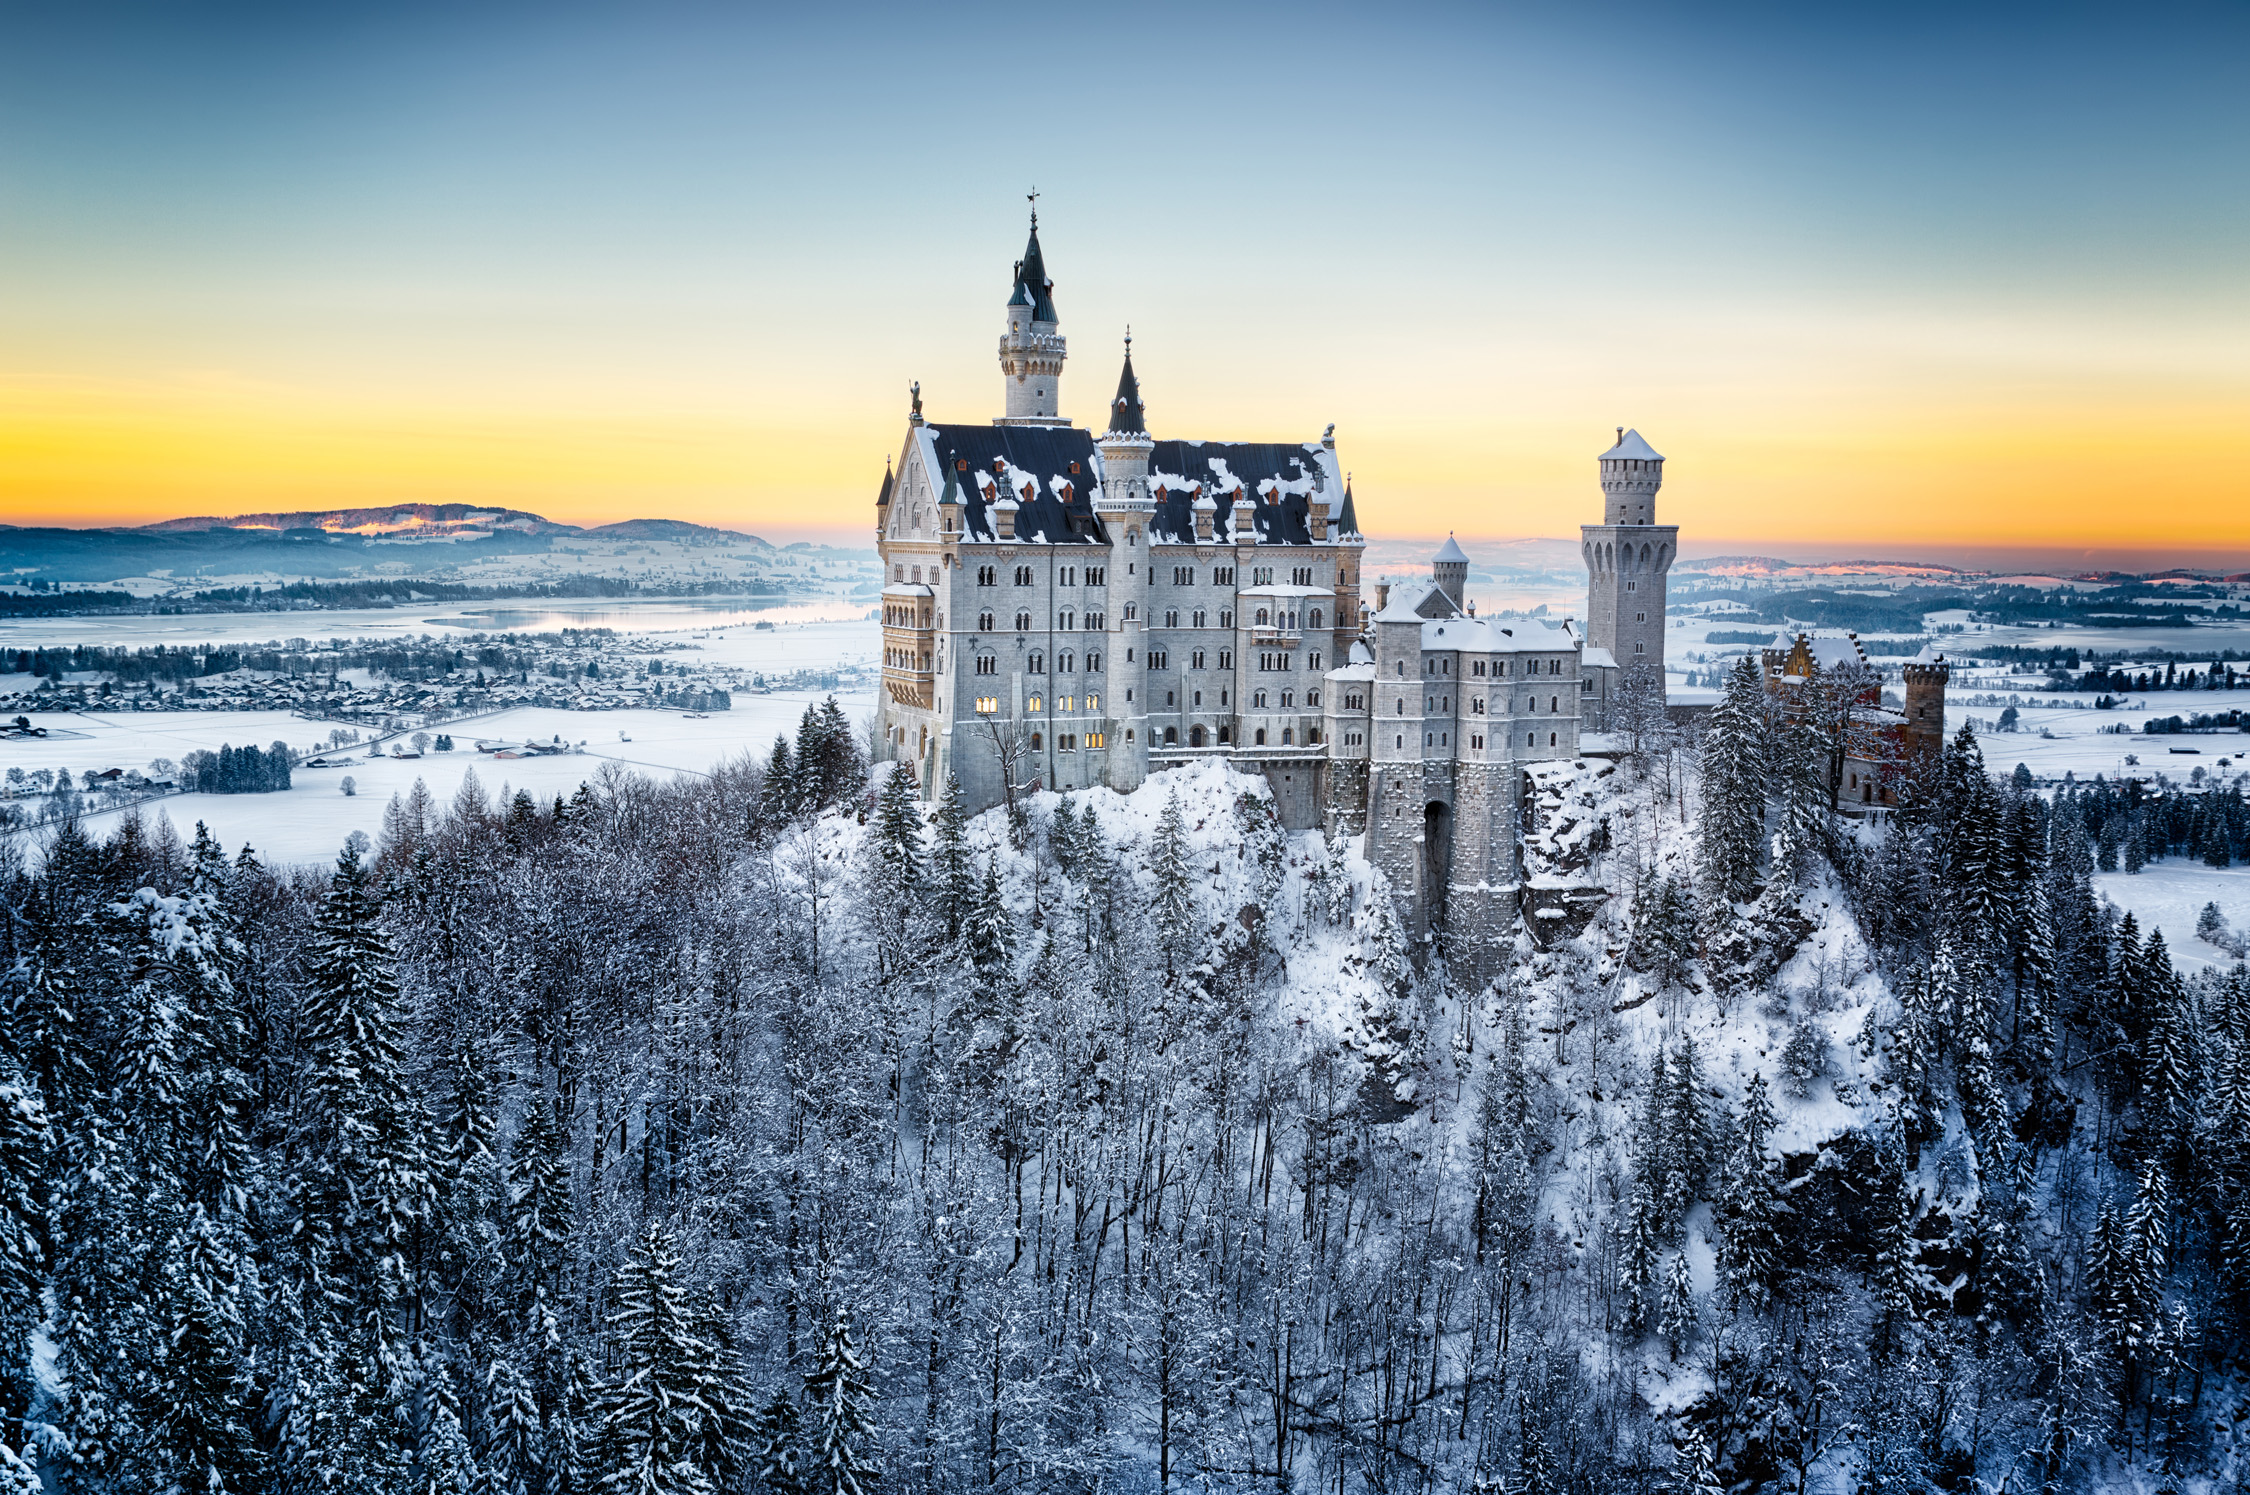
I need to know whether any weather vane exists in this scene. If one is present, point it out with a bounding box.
[1028,187,1039,224]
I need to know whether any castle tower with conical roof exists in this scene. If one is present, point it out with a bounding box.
[1580,428,1678,728]
[1095,336,1155,792]
[997,207,1068,426]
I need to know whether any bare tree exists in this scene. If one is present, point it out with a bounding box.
[982,715,1041,844]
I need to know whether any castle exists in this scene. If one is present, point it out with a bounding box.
[1759,630,1951,810]
[875,212,1929,972]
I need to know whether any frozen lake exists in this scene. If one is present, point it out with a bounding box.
[5,691,875,865]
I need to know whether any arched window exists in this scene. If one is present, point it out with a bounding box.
[1309,608,1322,629]
[1308,728,1321,744]
[1030,732,1043,750]
[1281,728,1293,745]
[1256,608,1270,626]
[977,611,994,632]
[1218,726,1231,745]
[1029,652,1044,673]
[1163,727,1178,745]
[1254,728,1267,745]
[1549,732,1557,746]
[1190,725,1206,747]
[1058,652,1074,673]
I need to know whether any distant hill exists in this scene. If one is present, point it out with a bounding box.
[1678,555,1972,580]
[138,503,577,537]
[582,518,772,546]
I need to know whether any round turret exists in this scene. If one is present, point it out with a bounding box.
[1599,427,1664,525]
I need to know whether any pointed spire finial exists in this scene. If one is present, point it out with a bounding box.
[1028,187,1039,227]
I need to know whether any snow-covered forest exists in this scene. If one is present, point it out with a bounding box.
[3,674,2248,1494]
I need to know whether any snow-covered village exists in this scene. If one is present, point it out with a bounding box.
[2,8,2247,1494]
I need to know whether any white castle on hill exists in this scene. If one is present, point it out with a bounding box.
[874,211,1678,973]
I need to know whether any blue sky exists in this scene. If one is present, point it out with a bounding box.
[1,1,2244,558]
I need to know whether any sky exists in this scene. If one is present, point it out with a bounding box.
[0,1,2245,565]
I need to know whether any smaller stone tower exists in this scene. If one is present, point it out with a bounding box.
[997,207,1067,427]
[1431,534,1469,611]
[1902,646,1951,764]
[1096,336,1155,792]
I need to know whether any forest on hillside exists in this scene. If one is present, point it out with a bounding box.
[1,679,2246,1494]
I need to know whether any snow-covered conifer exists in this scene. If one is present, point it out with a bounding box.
[930,772,975,934]
[1148,791,1197,978]
[1658,1249,1698,1358]
[593,1223,719,1495]
[802,1308,877,1495]
[1696,657,1768,908]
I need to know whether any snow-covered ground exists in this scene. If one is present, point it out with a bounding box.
[2094,862,2250,973]
[8,691,874,864]
[0,601,873,654]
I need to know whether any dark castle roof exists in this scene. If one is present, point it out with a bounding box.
[1012,218,1058,323]
[1336,476,1360,538]
[918,422,1106,545]
[1106,345,1146,436]
[1146,441,1333,546]
[875,461,894,508]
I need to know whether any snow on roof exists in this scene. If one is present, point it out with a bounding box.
[1600,428,1664,463]
[1805,634,1866,671]
[1420,616,1576,652]
[1325,662,1377,681]
[1432,534,1469,564]
[1913,642,1949,664]
[1373,586,1438,623]
[880,582,934,597]
[1581,646,1617,670]
[1347,639,1374,666]
[1240,583,1330,598]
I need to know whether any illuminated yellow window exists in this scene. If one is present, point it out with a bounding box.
[1085,693,1101,711]
[1085,732,1105,748]
[974,696,998,714]
[1060,695,1075,711]
[1027,694,1043,712]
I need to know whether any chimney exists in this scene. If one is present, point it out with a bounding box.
[1375,582,1391,611]
[994,497,1017,541]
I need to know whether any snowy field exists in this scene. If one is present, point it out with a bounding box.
[0,600,873,656]
[6,690,874,864]
[2093,862,2250,973]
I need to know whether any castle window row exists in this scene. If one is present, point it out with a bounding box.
[971,564,1108,587]
[1021,652,1104,673]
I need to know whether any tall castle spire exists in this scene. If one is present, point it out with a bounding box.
[1106,329,1146,436]
[997,200,1067,426]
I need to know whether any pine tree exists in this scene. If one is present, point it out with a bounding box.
[1670,1418,1724,1495]
[1658,1249,1698,1358]
[1148,791,1197,978]
[869,761,924,890]
[2121,1158,2170,1359]
[1696,656,1768,908]
[0,1053,45,1437]
[1871,1151,1920,1356]
[293,840,431,1476]
[594,1223,720,1495]
[760,735,799,828]
[751,1392,807,1495]
[1620,1172,1660,1333]
[1515,1408,1556,1495]
[802,1307,877,1495]
[1717,1074,1785,1311]
[930,773,975,934]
